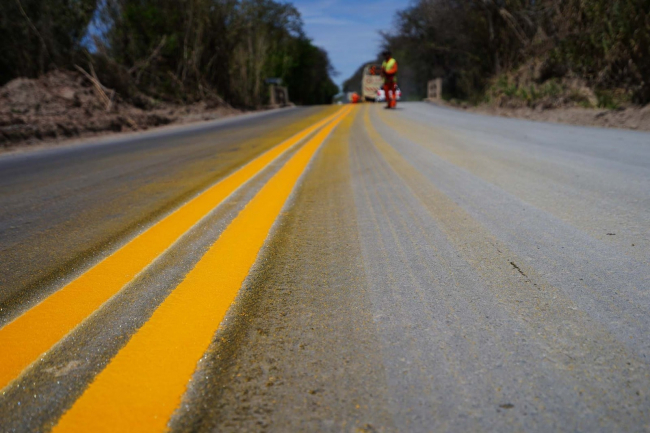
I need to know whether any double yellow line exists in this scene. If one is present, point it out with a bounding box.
[0,105,353,431]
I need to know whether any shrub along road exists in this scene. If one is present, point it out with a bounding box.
[0,103,649,432]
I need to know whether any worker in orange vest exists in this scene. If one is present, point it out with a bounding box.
[381,50,398,109]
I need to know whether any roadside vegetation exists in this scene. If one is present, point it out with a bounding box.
[0,0,338,108]
[382,0,650,109]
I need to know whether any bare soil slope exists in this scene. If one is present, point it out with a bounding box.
[462,62,650,131]
[0,71,240,148]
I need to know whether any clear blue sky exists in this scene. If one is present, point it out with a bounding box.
[291,0,410,88]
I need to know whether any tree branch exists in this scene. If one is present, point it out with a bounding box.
[75,64,114,111]
[15,0,50,68]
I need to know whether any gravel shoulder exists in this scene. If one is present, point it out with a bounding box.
[438,101,650,131]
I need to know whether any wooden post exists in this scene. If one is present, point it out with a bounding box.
[276,86,285,106]
[269,84,277,106]
[282,87,289,105]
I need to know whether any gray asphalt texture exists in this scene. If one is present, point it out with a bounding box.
[1,103,649,432]
[0,106,329,322]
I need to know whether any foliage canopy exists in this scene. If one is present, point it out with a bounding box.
[382,0,650,104]
[0,0,339,106]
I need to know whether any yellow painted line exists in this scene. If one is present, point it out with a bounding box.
[0,107,348,392]
[52,105,354,433]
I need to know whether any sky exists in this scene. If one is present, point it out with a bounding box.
[290,0,410,88]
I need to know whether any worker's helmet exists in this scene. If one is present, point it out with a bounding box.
[382,50,392,57]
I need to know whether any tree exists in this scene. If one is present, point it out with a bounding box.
[0,0,97,84]
[382,0,650,103]
[1,0,339,106]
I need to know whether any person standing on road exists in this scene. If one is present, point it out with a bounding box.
[381,50,398,109]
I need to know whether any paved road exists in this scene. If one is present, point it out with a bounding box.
[0,103,649,432]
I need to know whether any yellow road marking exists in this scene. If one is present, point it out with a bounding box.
[52,105,354,433]
[0,107,347,392]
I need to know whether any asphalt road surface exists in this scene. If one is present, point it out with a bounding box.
[0,103,649,432]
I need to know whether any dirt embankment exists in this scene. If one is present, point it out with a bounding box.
[0,70,241,149]
[445,60,650,131]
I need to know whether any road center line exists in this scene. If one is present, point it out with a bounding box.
[0,107,347,392]
[52,106,353,433]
